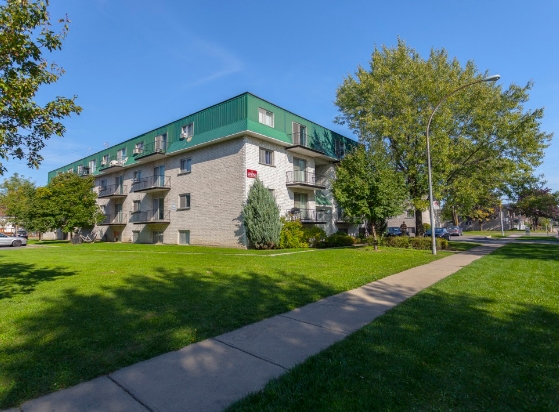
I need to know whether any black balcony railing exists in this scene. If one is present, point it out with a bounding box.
[131,175,171,192]
[285,208,330,223]
[133,141,167,158]
[98,184,127,197]
[285,171,326,187]
[99,213,127,225]
[78,167,90,176]
[130,209,170,224]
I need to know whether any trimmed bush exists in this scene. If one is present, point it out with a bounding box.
[301,226,327,248]
[325,232,355,247]
[410,237,448,250]
[381,236,411,248]
[279,220,308,249]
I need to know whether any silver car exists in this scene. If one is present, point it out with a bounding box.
[0,233,28,247]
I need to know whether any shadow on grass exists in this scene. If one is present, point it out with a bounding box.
[0,258,77,300]
[228,289,559,411]
[0,266,337,409]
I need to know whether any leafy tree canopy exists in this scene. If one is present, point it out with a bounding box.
[0,0,82,174]
[332,145,407,249]
[0,172,36,228]
[514,185,559,227]
[29,172,103,234]
[335,39,552,232]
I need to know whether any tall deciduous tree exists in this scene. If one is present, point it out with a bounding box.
[332,145,407,250]
[0,173,36,229]
[335,39,552,234]
[0,0,82,174]
[514,186,559,228]
[30,172,103,238]
[243,178,281,249]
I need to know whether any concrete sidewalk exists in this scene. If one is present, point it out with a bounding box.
[8,244,502,412]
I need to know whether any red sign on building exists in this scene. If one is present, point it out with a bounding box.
[247,169,258,178]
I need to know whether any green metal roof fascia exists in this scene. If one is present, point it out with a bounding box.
[166,119,248,154]
[315,190,332,206]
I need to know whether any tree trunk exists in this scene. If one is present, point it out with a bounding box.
[452,206,459,226]
[371,224,378,251]
[415,209,424,236]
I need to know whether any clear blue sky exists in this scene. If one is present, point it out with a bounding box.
[5,0,558,193]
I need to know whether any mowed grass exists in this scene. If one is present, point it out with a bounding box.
[227,242,559,411]
[0,242,449,409]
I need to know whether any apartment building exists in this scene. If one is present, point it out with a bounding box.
[48,93,358,247]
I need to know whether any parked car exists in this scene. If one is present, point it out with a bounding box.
[16,230,28,239]
[446,226,463,236]
[0,233,28,247]
[424,228,451,241]
[385,227,409,237]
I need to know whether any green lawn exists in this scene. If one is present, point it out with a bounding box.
[0,242,450,409]
[227,242,559,411]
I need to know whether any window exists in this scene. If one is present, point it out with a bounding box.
[292,122,307,146]
[100,179,107,190]
[133,170,142,182]
[117,148,126,160]
[406,209,415,218]
[178,230,190,245]
[180,158,192,173]
[335,139,345,158]
[259,148,274,166]
[102,154,109,165]
[258,108,274,127]
[77,165,83,174]
[132,231,139,243]
[179,193,191,209]
[134,142,144,154]
[89,159,97,173]
[181,123,194,140]
[268,189,275,198]
[155,134,167,152]
[153,231,163,244]
[293,157,307,182]
[133,200,141,213]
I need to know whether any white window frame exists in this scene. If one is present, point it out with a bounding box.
[102,154,109,165]
[259,148,274,166]
[178,193,191,210]
[117,148,126,160]
[89,159,97,173]
[132,200,141,213]
[180,158,192,174]
[133,170,142,182]
[181,123,194,140]
[258,108,274,127]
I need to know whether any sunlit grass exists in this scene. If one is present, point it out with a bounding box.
[227,243,559,411]
[0,242,450,409]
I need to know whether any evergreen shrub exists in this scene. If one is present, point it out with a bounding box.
[242,179,281,249]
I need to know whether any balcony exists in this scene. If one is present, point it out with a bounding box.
[133,141,167,163]
[131,209,171,224]
[286,132,338,164]
[98,184,127,199]
[286,171,326,190]
[78,167,90,177]
[131,175,171,193]
[98,213,128,226]
[98,157,126,173]
[285,208,330,224]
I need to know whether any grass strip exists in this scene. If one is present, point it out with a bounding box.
[227,242,559,411]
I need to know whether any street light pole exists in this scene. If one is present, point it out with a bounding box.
[425,74,500,255]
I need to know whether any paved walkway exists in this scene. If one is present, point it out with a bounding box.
[6,244,503,412]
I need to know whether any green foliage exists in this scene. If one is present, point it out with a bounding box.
[379,236,448,250]
[332,145,407,249]
[0,0,82,174]
[0,173,36,228]
[279,220,308,249]
[301,226,327,248]
[29,172,103,234]
[422,223,431,232]
[325,232,355,247]
[242,178,281,249]
[514,185,559,227]
[335,39,552,229]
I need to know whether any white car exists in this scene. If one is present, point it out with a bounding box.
[0,233,28,247]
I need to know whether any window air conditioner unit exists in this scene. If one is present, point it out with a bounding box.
[101,160,107,166]
[180,132,188,140]
[110,160,118,166]
[133,148,142,154]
